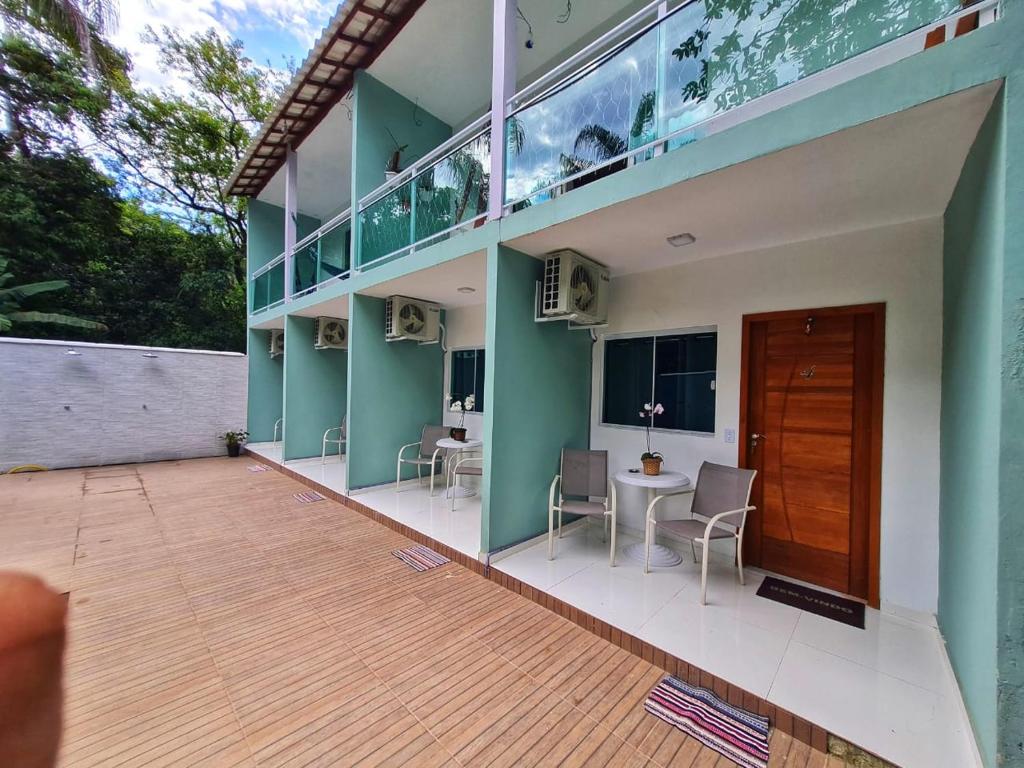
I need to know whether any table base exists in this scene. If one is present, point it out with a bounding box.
[445,485,476,499]
[621,542,683,567]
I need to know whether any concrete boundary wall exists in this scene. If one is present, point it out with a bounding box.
[0,338,247,471]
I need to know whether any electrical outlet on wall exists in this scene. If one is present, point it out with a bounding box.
[724,428,736,444]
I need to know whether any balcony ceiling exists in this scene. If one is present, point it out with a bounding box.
[366,0,650,129]
[357,249,488,308]
[505,82,1001,276]
[258,100,354,220]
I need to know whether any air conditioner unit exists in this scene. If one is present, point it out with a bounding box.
[269,329,284,358]
[314,317,348,350]
[385,295,441,342]
[541,249,609,325]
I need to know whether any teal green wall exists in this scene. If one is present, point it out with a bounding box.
[481,245,592,552]
[350,71,452,267]
[346,294,444,489]
[282,315,347,461]
[247,199,318,276]
[248,200,286,275]
[246,328,283,442]
[994,61,1024,768]
[939,93,1005,768]
[350,71,452,202]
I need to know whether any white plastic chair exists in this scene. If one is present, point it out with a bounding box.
[321,416,346,464]
[448,454,483,510]
[396,424,449,495]
[272,418,283,452]
[644,462,756,605]
[548,449,617,566]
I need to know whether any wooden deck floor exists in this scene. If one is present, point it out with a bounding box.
[0,458,841,767]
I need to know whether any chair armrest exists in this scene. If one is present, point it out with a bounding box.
[452,456,484,475]
[323,427,342,440]
[549,475,561,510]
[397,441,421,461]
[703,506,755,539]
[607,478,617,512]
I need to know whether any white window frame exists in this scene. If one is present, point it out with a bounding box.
[599,325,718,436]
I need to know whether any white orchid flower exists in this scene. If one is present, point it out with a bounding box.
[653,403,665,415]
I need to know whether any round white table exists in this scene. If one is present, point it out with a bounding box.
[436,437,483,499]
[614,469,692,567]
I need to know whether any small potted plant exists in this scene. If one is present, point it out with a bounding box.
[222,430,249,458]
[447,393,474,441]
[639,403,665,475]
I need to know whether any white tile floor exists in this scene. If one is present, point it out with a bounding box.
[246,441,977,767]
[494,523,980,768]
[247,443,482,560]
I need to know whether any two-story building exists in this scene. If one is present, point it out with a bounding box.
[228,1,1023,765]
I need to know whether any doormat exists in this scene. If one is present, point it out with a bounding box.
[756,576,865,628]
[247,465,271,472]
[392,545,450,572]
[293,490,325,504]
[644,675,769,768]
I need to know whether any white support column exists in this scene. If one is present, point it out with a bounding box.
[488,0,517,220]
[283,144,298,300]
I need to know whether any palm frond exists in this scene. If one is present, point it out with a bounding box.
[6,311,107,330]
[572,124,627,162]
[0,279,70,302]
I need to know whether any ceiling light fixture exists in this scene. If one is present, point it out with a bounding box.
[141,353,158,359]
[64,349,81,356]
[457,286,476,294]
[667,232,696,247]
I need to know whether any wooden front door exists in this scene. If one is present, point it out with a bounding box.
[740,304,884,606]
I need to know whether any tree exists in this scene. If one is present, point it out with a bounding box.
[94,28,286,261]
[2,0,123,74]
[0,32,112,156]
[0,257,106,332]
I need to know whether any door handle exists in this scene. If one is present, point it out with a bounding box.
[750,433,766,452]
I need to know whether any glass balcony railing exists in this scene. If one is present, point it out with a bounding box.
[357,118,491,272]
[504,0,961,208]
[292,212,352,298]
[250,255,285,314]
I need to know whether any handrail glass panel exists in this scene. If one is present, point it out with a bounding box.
[294,218,352,295]
[505,0,959,206]
[267,260,284,306]
[358,131,490,269]
[251,271,270,313]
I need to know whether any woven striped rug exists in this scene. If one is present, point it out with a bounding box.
[392,545,450,572]
[247,465,270,472]
[293,490,325,504]
[644,676,770,768]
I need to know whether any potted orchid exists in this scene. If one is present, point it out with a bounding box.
[639,402,665,475]
[447,393,475,442]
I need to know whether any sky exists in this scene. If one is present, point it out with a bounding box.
[112,0,338,91]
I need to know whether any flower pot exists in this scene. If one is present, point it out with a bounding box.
[642,456,662,476]
[227,443,241,458]
[450,427,467,442]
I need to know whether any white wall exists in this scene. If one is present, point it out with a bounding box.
[590,218,943,615]
[0,339,248,471]
[442,303,487,440]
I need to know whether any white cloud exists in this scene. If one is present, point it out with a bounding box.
[112,0,335,92]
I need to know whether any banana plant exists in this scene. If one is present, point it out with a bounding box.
[0,258,106,333]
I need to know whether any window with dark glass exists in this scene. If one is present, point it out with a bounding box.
[450,349,485,412]
[602,331,716,433]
